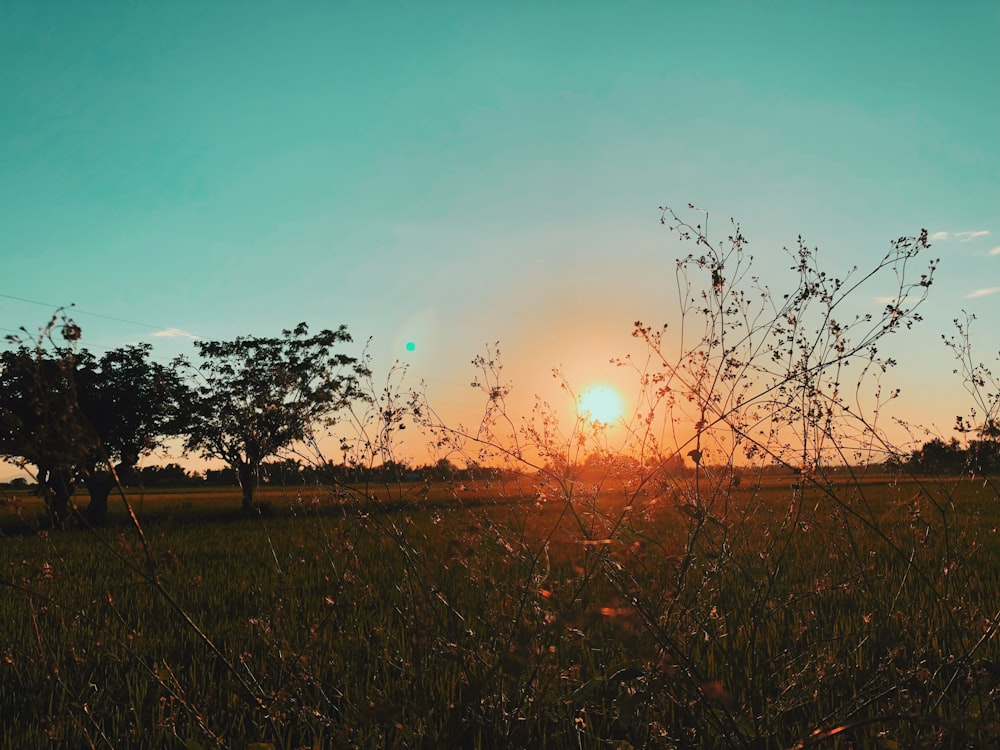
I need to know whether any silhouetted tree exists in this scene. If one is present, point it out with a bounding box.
[0,342,90,524]
[373,459,411,481]
[966,438,1000,475]
[426,457,456,480]
[909,437,966,475]
[179,323,369,512]
[261,458,304,486]
[74,345,188,524]
[139,463,197,487]
[0,315,186,526]
[204,467,238,486]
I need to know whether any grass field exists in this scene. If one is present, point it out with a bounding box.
[1,476,998,748]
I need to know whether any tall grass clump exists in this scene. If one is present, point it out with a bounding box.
[414,205,999,747]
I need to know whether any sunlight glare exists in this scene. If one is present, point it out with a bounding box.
[578,383,625,425]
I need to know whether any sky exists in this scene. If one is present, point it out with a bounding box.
[1,1,998,473]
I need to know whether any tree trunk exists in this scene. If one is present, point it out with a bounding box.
[237,460,258,513]
[39,465,75,528]
[83,470,115,526]
[83,460,138,526]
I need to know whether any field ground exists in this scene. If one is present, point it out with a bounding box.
[1,477,998,748]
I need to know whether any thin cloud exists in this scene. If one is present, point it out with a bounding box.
[929,231,949,241]
[989,246,1000,256]
[964,287,1000,299]
[956,230,990,242]
[153,327,198,339]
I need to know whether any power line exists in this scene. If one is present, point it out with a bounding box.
[0,294,198,369]
[0,293,174,333]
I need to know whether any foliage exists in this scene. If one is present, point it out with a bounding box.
[904,312,1000,477]
[945,312,1000,486]
[137,463,202,487]
[179,323,369,512]
[945,312,1000,442]
[0,315,186,525]
[907,434,1000,476]
[908,437,967,474]
[0,313,93,524]
[74,344,188,523]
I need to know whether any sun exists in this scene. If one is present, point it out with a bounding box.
[577,383,625,425]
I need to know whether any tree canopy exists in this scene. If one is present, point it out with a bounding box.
[0,319,187,525]
[0,344,91,524]
[73,344,188,523]
[180,322,369,512]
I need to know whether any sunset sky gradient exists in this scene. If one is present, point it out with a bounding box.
[2,2,998,470]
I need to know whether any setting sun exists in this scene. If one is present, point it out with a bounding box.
[577,383,625,425]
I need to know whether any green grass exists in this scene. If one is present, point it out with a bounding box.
[1,477,998,748]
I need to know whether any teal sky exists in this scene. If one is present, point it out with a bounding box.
[2,2,998,466]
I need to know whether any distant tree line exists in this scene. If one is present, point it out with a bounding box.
[907,433,1000,476]
[121,457,506,488]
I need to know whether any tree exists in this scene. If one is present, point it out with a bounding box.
[908,437,966,475]
[966,438,1000,475]
[180,323,369,512]
[74,344,188,524]
[261,458,305,486]
[0,343,91,524]
[0,324,188,525]
[0,308,187,526]
[426,457,457,480]
[138,463,197,487]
